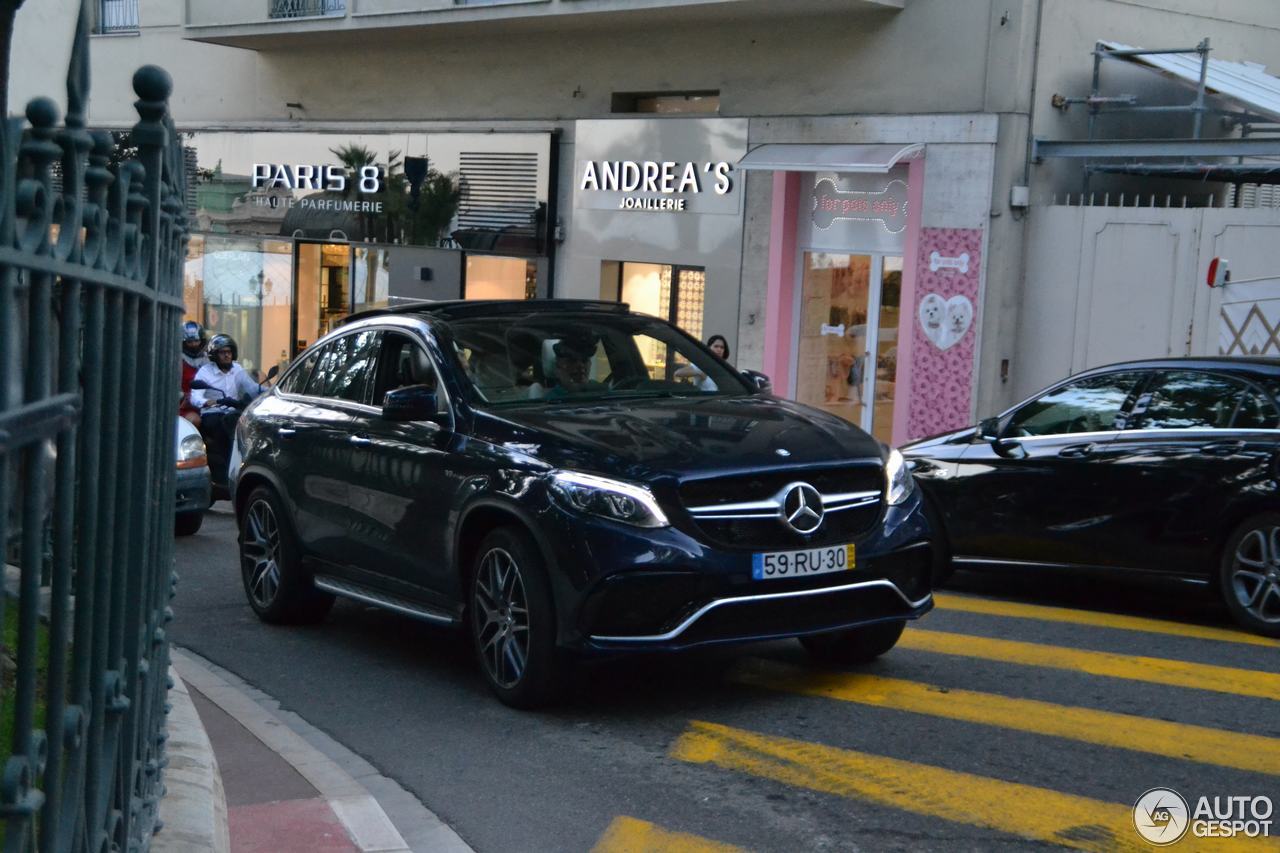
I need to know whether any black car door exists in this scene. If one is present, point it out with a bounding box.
[948,370,1149,567]
[343,330,459,606]
[1102,369,1280,578]
[285,332,377,569]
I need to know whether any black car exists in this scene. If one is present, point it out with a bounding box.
[903,357,1280,637]
[230,300,934,706]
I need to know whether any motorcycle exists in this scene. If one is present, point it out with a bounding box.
[189,364,278,501]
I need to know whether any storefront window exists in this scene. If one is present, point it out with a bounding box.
[605,261,706,379]
[352,246,391,313]
[184,234,293,377]
[465,255,536,300]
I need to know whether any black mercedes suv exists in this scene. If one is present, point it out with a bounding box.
[231,300,934,706]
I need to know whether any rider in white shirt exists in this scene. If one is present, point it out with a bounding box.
[193,334,271,484]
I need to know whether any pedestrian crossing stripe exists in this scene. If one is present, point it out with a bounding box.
[732,659,1280,775]
[901,629,1280,700]
[671,721,1273,853]
[591,816,743,853]
[933,593,1280,648]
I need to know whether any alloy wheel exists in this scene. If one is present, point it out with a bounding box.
[242,499,283,610]
[473,547,531,689]
[1230,525,1280,624]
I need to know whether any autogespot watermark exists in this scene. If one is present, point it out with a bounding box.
[1133,788,1274,845]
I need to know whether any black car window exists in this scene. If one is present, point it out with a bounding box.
[1006,371,1146,437]
[277,349,321,396]
[300,332,380,402]
[328,331,381,404]
[1135,371,1247,430]
[1232,389,1280,430]
[371,332,439,407]
[301,341,339,398]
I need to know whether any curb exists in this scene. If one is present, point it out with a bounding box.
[153,666,231,853]
[171,647,473,853]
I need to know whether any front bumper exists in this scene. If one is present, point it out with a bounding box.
[175,465,211,515]
[541,489,934,653]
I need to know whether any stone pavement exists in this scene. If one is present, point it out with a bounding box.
[155,647,473,853]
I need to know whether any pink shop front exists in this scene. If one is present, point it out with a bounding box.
[739,142,988,447]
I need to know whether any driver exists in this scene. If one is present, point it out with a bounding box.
[191,334,272,480]
[545,338,605,399]
[179,320,208,427]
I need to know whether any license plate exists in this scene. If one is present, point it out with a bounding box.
[752,544,855,580]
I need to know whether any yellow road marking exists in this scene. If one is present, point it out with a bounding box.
[934,593,1280,648]
[732,659,1280,775]
[591,816,744,853]
[672,721,1271,852]
[899,629,1280,701]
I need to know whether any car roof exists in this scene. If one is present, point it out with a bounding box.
[1079,356,1280,376]
[342,299,632,326]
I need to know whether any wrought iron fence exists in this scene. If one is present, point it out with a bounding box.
[0,3,187,851]
[268,0,345,19]
[97,0,138,33]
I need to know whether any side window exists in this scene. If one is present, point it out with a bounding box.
[302,342,339,398]
[328,331,381,403]
[371,333,439,407]
[1007,371,1146,437]
[1135,371,1246,430]
[277,349,320,396]
[1232,389,1280,430]
[300,332,380,402]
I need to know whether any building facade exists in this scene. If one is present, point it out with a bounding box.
[12,0,1280,444]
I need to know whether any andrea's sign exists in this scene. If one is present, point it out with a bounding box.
[578,160,734,212]
[573,118,747,217]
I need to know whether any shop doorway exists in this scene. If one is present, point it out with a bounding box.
[792,252,902,442]
[292,241,352,354]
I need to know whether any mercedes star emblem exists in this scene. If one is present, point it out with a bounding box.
[781,483,824,534]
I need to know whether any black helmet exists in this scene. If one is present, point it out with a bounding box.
[182,320,206,344]
[208,334,238,361]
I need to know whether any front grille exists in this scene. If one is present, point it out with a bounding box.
[677,465,883,551]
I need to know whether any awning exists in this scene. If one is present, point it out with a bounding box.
[1099,41,1280,124]
[736,143,923,173]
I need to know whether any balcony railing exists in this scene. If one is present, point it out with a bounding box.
[269,0,346,18]
[98,0,138,32]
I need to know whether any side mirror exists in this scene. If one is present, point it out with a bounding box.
[977,416,1001,441]
[266,364,280,382]
[382,384,442,423]
[741,369,772,393]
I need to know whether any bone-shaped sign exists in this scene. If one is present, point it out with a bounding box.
[820,323,845,337]
[812,179,909,233]
[929,251,969,274]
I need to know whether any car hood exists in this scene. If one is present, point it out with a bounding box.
[472,394,885,482]
[900,425,977,455]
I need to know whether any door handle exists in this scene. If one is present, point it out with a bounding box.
[278,428,297,439]
[349,435,372,447]
[1200,439,1245,456]
[1058,442,1096,459]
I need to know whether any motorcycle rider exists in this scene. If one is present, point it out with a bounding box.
[179,321,208,427]
[191,334,272,485]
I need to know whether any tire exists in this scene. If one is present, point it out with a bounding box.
[174,511,203,537]
[1218,513,1280,638]
[468,526,565,709]
[238,486,334,625]
[800,620,906,664]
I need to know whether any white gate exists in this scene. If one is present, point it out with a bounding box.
[1017,201,1280,399]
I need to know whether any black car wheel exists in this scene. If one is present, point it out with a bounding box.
[238,486,333,625]
[1220,513,1280,638]
[800,619,906,664]
[174,511,203,537]
[469,527,564,708]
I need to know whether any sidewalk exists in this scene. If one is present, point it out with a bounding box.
[157,647,473,853]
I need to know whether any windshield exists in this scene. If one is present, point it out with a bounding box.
[442,312,750,406]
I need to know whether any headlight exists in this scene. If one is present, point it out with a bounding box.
[177,433,207,469]
[885,448,915,506]
[548,471,669,528]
